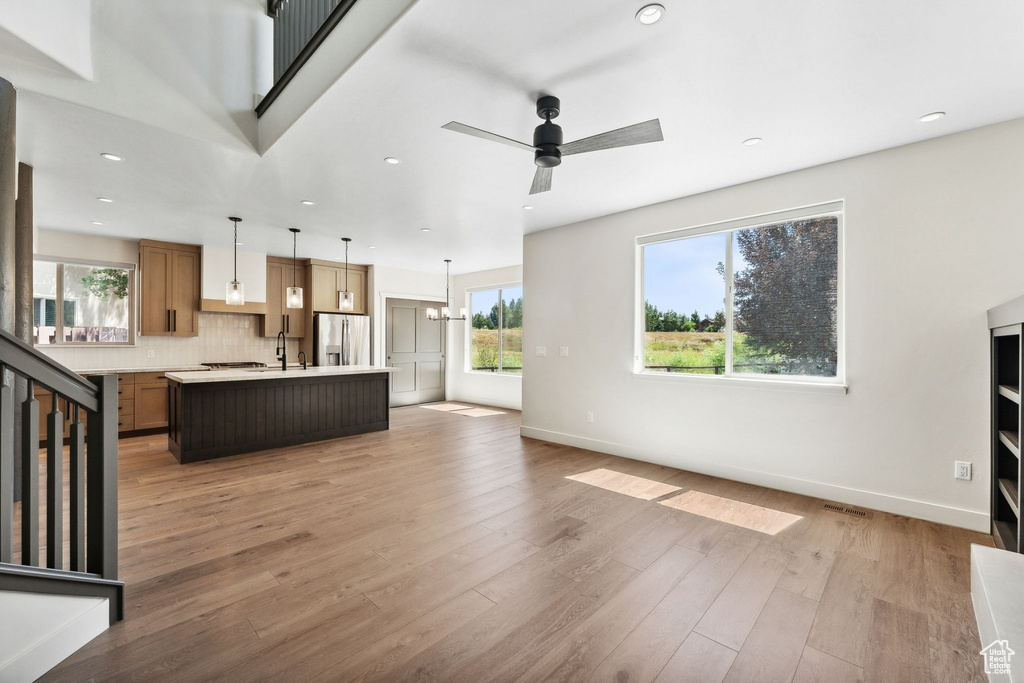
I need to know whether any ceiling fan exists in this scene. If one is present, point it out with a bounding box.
[442,95,663,195]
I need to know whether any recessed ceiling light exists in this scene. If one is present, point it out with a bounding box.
[300,200,315,206]
[523,205,534,210]
[742,137,762,146]
[636,4,665,25]
[91,221,104,226]
[100,153,123,162]
[97,197,113,203]
[368,245,377,249]
[421,228,431,232]
[919,111,945,123]
[235,242,243,246]
[384,157,401,165]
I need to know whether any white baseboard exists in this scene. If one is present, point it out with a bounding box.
[449,394,522,411]
[520,425,990,533]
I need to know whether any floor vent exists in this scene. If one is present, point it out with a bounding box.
[820,501,870,518]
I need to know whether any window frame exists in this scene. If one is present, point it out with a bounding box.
[465,282,524,376]
[634,200,845,389]
[33,256,137,347]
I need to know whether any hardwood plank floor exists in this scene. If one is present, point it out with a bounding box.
[36,405,992,682]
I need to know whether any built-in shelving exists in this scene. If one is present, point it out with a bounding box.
[999,478,1020,518]
[1000,384,1021,404]
[989,309,1024,553]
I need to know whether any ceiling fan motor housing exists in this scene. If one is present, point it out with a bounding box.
[534,121,563,167]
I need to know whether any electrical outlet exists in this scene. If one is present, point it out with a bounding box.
[587,411,594,423]
[560,347,569,357]
[535,346,547,357]
[955,461,972,481]
[146,349,155,359]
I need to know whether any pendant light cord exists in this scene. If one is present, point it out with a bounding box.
[292,231,297,287]
[232,219,238,283]
[345,240,350,291]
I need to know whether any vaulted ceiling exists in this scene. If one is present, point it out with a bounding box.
[6,0,1024,274]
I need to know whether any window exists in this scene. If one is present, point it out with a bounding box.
[469,285,523,374]
[33,259,135,345]
[638,202,842,383]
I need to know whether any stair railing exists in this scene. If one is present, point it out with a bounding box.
[0,328,122,624]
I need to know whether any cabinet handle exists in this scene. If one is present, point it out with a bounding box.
[173,309,177,332]
[286,315,291,334]
[282,314,286,334]
[167,310,171,331]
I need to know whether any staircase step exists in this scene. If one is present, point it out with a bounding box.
[0,590,109,682]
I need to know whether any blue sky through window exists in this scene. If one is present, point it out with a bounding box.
[643,233,727,317]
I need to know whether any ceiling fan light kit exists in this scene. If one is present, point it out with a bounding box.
[442,95,664,195]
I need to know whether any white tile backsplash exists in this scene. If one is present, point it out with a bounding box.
[37,313,285,371]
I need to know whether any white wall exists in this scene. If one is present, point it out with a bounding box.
[522,118,1024,532]
[201,246,267,303]
[447,265,523,410]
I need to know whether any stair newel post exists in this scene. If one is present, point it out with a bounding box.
[86,373,118,583]
[20,378,38,566]
[0,364,12,563]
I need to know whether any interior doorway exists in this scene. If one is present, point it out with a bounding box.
[385,297,446,407]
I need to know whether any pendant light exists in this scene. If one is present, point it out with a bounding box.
[426,259,467,322]
[225,217,245,305]
[339,237,354,312]
[286,228,303,308]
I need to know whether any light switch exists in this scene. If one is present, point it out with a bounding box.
[535,346,547,357]
[559,347,569,357]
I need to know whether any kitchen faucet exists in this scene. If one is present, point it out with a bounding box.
[276,331,287,371]
[298,351,307,370]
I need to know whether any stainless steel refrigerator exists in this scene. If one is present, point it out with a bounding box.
[314,314,372,366]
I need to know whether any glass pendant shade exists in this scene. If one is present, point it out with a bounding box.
[286,286,303,309]
[426,307,439,321]
[459,307,467,319]
[226,280,245,306]
[339,291,355,312]
[441,306,451,319]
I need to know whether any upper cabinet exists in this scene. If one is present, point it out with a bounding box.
[139,240,201,337]
[310,261,367,315]
[262,257,306,339]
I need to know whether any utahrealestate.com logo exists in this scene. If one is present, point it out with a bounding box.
[981,639,1015,675]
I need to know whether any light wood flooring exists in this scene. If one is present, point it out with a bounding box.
[40,405,992,682]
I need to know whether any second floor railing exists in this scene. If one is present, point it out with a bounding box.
[258,0,360,117]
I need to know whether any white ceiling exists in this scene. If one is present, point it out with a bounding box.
[9,0,1024,275]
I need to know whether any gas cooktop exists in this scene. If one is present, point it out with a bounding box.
[200,362,268,370]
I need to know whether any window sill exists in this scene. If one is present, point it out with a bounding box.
[633,370,847,395]
[465,370,523,378]
[35,342,138,349]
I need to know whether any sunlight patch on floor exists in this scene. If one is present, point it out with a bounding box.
[421,403,473,412]
[566,468,682,501]
[660,490,802,535]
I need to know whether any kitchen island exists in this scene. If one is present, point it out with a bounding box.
[165,366,394,463]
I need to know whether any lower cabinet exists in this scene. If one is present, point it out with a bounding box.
[37,371,169,442]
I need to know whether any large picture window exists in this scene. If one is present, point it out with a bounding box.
[33,259,135,346]
[469,285,523,374]
[638,202,842,383]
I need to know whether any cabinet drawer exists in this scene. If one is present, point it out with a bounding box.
[118,414,135,432]
[118,398,135,416]
[117,373,135,386]
[135,372,167,384]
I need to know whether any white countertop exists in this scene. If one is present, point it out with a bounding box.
[166,365,395,384]
[73,365,210,375]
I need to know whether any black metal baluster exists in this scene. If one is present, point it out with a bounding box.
[46,393,63,569]
[69,402,85,572]
[0,365,13,563]
[20,378,38,566]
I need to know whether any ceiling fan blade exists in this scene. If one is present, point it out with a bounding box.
[560,119,663,156]
[442,121,537,153]
[530,166,552,195]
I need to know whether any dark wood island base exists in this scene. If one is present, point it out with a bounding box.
[167,370,390,463]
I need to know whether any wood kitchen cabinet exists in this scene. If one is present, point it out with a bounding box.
[140,240,201,337]
[134,372,169,430]
[261,257,306,339]
[36,373,140,441]
[310,261,367,314]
